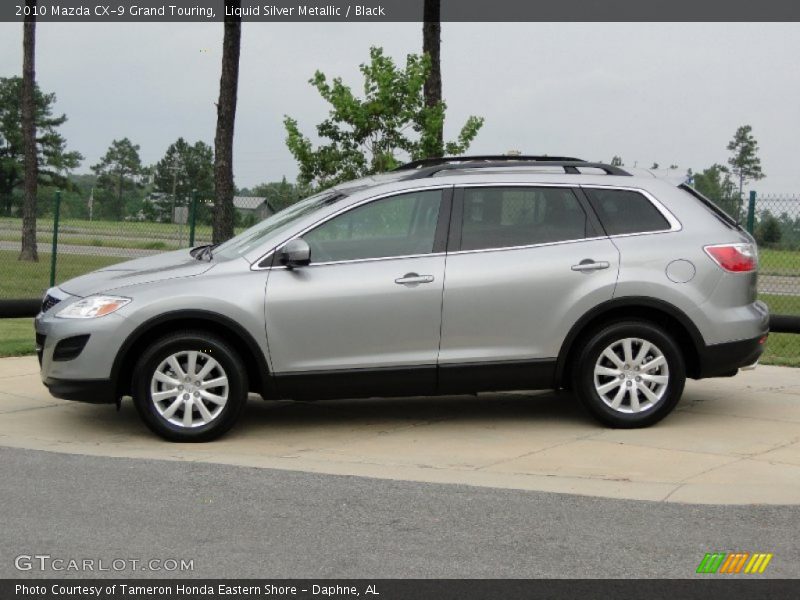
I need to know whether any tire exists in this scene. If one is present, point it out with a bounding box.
[574,320,686,428]
[132,330,248,442]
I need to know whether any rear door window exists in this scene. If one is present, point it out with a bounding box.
[584,188,671,235]
[459,187,592,251]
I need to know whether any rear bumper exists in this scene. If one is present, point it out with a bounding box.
[44,377,116,404]
[696,334,767,378]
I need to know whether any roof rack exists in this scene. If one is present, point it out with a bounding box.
[394,155,587,170]
[393,156,631,179]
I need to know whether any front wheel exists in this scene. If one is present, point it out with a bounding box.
[574,321,686,428]
[132,331,248,442]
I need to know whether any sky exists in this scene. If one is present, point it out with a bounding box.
[1,21,799,194]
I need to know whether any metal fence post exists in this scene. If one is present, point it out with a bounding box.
[746,190,756,235]
[49,190,61,287]
[189,189,197,247]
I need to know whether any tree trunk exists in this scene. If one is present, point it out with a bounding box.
[19,0,38,262]
[423,0,442,158]
[213,0,241,245]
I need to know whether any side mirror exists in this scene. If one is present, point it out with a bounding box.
[280,238,311,268]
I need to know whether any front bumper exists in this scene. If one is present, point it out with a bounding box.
[35,300,134,403]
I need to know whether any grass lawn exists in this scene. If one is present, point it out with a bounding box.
[760,293,800,317]
[761,333,800,367]
[2,326,797,368]
[0,250,122,298]
[0,318,35,357]
[0,216,246,244]
[759,248,800,277]
[1,249,798,365]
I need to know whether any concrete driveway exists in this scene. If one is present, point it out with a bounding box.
[1,356,799,505]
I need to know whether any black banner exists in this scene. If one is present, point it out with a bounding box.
[3,579,800,600]
[2,0,800,23]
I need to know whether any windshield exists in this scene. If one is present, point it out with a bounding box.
[213,190,344,261]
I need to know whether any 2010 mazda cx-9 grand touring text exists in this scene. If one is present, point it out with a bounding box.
[35,156,769,441]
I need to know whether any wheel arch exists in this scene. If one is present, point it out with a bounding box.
[112,310,275,400]
[556,297,705,387]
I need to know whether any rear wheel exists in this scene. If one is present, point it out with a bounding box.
[132,331,248,442]
[574,321,685,428]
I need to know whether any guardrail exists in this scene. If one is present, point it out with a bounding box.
[0,299,41,318]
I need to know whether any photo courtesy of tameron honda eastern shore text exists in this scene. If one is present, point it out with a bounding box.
[34,156,769,441]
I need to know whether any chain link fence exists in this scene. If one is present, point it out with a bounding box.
[747,193,800,317]
[0,191,272,302]
[0,185,798,361]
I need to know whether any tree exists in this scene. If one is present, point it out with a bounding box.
[755,211,781,247]
[213,0,241,244]
[91,138,144,220]
[727,125,764,204]
[422,0,442,157]
[0,78,82,217]
[610,156,623,166]
[692,164,739,219]
[19,0,38,261]
[151,138,214,222]
[250,177,312,213]
[285,47,484,189]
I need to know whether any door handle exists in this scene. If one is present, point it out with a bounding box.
[395,273,435,285]
[571,260,610,272]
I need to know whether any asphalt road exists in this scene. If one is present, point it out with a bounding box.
[1,447,797,579]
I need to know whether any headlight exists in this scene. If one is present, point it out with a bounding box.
[56,295,131,319]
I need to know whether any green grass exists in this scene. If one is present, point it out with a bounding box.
[1,319,797,366]
[759,248,800,277]
[0,318,35,357]
[761,333,800,367]
[0,233,186,251]
[760,293,800,316]
[0,216,245,240]
[0,250,122,298]
[1,239,798,365]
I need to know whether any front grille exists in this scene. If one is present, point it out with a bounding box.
[35,333,46,366]
[41,294,61,313]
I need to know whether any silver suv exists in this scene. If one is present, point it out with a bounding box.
[35,157,769,441]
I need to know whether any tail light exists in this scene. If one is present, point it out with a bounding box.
[704,243,757,273]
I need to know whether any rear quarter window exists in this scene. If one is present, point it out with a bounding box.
[584,188,671,235]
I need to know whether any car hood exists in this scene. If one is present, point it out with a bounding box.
[58,249,215,297]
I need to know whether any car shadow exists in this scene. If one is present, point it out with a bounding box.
[54,389,597,443]
[233,390,595,433]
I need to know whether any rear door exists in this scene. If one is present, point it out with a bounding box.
[438,185,619,392]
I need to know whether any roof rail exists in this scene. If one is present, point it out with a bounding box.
[394,155,587,171]
[394,157,631,179]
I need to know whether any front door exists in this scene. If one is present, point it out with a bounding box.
[265,188,450,399]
